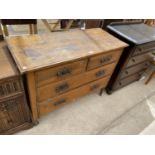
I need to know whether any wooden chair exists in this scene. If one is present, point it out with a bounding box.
[0,19,37,36]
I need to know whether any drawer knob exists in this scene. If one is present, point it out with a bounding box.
[132,58,136,62]
[96,70,105,77]
[90,84,100,91]
[125,71,128,74]
[57,68,71,77]
[53,99,66,106]
[55,83,69,93]
[100,55,112,64]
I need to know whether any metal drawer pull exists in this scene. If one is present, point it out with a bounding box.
[57,68,71,77]
[96,70,105,77]
[90,84,100,91]
[55,83,69,93]
[100,55,112,64]
[53,99,66,106]
[132,58,136,62]
[125,70,128,74]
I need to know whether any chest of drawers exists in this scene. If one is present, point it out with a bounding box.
[106,22,155,94]
[0,40,32,134]
[6,28,128,122]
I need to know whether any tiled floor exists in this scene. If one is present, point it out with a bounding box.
[17,77,155,135]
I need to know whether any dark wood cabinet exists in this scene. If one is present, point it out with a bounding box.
[0,40,33,134]
[106,22,155,94]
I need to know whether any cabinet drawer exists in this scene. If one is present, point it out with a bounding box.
[120,61,149,79]
[39,76,110,116]
[87,50,122,70]
[37,63,115,102]
[133,43,155,56]
[113,73,142,90]
[127,53,152,67]
[0,78,23,99]
[35,59,87,86]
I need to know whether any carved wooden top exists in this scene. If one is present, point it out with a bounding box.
[0,41,18,80]
[6,28,128,73]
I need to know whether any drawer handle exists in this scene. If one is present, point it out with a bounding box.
[132,58,136,62]
[100,55,112,64]
[55,83,69,93]
[125,71,128,74]
[57,68,71,77]
[96,70,105,77]
[53,99,66,106]
[90,84,100,91]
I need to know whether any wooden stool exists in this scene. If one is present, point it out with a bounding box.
[145,61,155,84]
[0,19,37,36]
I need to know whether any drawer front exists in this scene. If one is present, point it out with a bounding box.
[35,59,87,87]
[127,53,152,67]
[120,61,149,79]
[0,95,31,133]
[0,78,23,99]
[39,76,110,116]
[113,73,142,90]
[37,63,115,102]
[133,43,155,56]
[87,50,122,70]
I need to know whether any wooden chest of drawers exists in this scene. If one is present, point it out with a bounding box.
[6,28,128,122]
[106,22,155,94]
[0,40,32,134]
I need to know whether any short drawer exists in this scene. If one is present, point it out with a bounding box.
[127,53,152,67]
[87,49,122,70]
[35,59,87,86]
[113,73,142,90]
[133,43,155,56]
[119,61,149,79]
[39,76,110,116]
[37,63,115,102]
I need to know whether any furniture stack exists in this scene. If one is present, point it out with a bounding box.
[0,39,32,134]
[6,28,128,122]
[106,22,155,94]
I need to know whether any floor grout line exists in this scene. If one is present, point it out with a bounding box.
[96,89,155,135]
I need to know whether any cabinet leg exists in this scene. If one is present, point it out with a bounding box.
[145,71,155,84]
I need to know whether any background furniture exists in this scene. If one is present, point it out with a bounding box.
[0,39,32,134]
[6,28,127,122]
[0,19,37,36]
[105,22,155,94]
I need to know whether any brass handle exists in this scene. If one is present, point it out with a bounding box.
[53,99,66,106]
[96,70,105,77]
[57,68,71,77]
[55,83,69,93]
[100,55,112,64]
[90,84,100,91]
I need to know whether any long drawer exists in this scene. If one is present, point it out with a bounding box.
[35,59,87,87]
[87,50,122,70]
[37,63,115,102]
[39,76,110,116]
[126,52,152,67]
[119,61,149,79]
[113,73,142,90]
